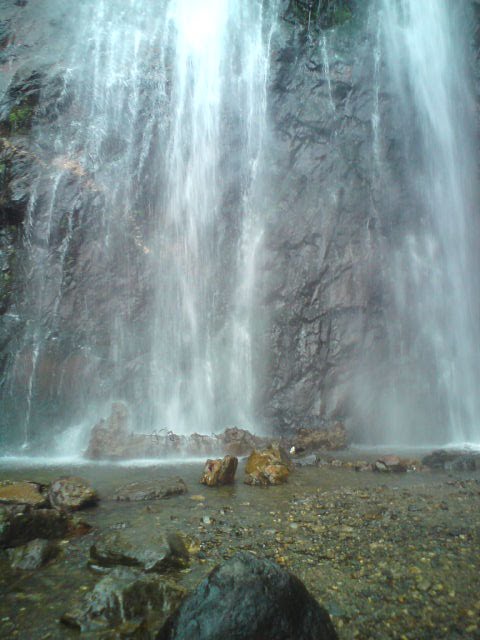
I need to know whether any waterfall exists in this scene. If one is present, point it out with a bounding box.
[148,0,276,434]
[375,0,480,445]
[0,0,277,449]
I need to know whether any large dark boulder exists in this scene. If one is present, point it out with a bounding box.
[157,552,338,640]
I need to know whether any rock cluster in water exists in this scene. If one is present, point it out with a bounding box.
[85,402,347,461]
[0,476,96,568]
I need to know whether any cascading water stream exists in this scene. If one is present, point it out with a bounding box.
[376,0,480,445]
[149,0,276,434]
[0,0,277,451]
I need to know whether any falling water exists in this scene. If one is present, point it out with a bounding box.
[0,0,277,449]
[378,0,480,445]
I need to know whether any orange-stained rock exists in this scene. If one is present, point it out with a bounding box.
[244,444,292,486]
[0,481,48,507]
[374,455,408,473]
[200,456,238,487]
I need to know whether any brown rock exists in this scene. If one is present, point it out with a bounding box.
[217,427,267,457]
[0,481,48,508]
[85,402,130,460]
[288,422,347,453]
[200,456,238,487]
[61,568,187,633]
[244,445,292,486]
[374,455,408,473]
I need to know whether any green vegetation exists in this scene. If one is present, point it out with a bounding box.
[287,0,353,30]
[332,5,352,26]
[8,104,34,133]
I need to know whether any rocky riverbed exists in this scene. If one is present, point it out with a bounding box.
[0,455,479,639]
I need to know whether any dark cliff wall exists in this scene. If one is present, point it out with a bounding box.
[260,0,391,435]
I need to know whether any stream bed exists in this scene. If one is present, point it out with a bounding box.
[0,457,479,639]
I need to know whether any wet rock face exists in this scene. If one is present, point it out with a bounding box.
[157,551,338,640]
[258,2,417,436]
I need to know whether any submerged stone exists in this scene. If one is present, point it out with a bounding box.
[156,551,338,640]
[114,477,188,501]
[89,532,189,573]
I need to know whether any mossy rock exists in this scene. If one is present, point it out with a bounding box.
[7,104,34,133]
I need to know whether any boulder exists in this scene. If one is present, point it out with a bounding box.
[61,567,186,634]
[200,456,238,487]
[422,449,480,471]
[287,423,347,454]
[373,455,408,473]
[114,477,188,501]
[216,427,267,456]
[244,444,292,486]
[0,505,70,548]
[48,476,98,511]
[156,552,338,640]
[85,401,131,460]
[0,481,48,507]
[89,532,189,574]
[7,538,60,570]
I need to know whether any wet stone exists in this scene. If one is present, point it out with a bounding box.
[61,567,187,634]
[374,456,408,473]
[48,476,98,511]
[114,477,188,501]
[244,444,292,486]
[7,538,60,570]
[0,481,48,507]
[157,551,338,640]
[89,532,189,573]
[200,455,238,487]
[0,505,70,548]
